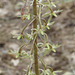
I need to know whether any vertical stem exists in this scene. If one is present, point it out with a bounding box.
[33,0,39,75]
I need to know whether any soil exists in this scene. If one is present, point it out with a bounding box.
[0,0,75,75]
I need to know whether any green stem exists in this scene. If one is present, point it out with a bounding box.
[33,0,39,75]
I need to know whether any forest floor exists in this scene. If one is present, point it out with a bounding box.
[0,0,75,75]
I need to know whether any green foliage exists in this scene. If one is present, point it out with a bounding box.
[10,0,61,75]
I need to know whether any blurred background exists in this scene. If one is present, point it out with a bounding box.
[0,0,75,75]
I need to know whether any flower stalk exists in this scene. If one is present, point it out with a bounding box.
[33,0,39,75]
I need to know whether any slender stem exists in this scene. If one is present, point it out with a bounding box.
[33,0,39,75]
[21,19,35,34]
